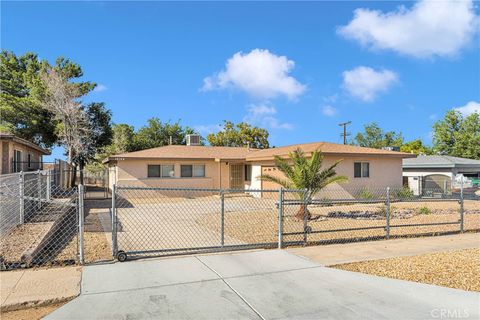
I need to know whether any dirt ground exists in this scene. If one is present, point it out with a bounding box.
[0,302,66,320]
[0,223,53,263]
[333,248,480,292]
[197,200,480,245]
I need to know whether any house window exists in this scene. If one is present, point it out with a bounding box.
[245,165,252,181]
[354,162,370,178]
[181,165,205,178]
[161,165,175,178]
[148,165,160,177]
[28,154,32,169]
[148,165,175,178]
[14,150,22,172]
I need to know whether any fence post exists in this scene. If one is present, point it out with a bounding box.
[46,170,51,201]
[460,178,464,233]
[19,171,24,224]
[111,184,118,257]
[220,190,225,247]
[385,187,391,239]
[78,184,85,265]
[37,169,41,209]
[303,189,308,245]
[278,188,284,249]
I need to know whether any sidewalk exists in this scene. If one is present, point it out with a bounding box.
[0,266,81,311]
[287,233,480,266]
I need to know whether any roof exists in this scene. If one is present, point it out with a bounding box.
[403,155,480,169]
[0,133,50,155]
[245,141,415,161]
[105,145,256,162]
[105,141,415,163]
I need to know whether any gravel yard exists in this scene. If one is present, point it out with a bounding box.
[332,248,480,292]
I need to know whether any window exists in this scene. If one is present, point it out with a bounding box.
[148,165,175,178]
[245,165,252,181]
[14,150,22,172]
[28,154,32,169]
[148,165,160,177]
[161,165,175,178]
[181,165,205,177]
[354,162,369,178]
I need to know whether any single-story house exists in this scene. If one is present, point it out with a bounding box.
[104,139,415,197]
[0,133,50,174]
[403,155,480,195]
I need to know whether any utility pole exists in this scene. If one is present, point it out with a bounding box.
[339,121,351,145]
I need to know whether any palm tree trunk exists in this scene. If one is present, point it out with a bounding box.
[295,204,311,220]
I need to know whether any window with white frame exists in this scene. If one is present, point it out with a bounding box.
[354,162,369,178]
[244,165,252,181]
[181,164,205,178]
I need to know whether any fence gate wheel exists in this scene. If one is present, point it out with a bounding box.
[117,251,127,262]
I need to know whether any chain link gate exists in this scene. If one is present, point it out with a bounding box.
[107,184,476,262]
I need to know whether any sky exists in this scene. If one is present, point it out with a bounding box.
[2,1,479,162]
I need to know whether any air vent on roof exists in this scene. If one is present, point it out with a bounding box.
[382,146,400,152]
[186,134,201,146]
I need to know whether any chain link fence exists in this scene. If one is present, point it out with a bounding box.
[0,170,80,270]
[1,176,479,267]
[111,184,479,261]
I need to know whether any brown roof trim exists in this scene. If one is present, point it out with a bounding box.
[0,133,50,155]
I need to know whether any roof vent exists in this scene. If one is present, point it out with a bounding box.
[186,134,201,146]
[382,146,400,152]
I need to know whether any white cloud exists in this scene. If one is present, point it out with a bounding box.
[93,84,107,92]
[202,49,306,100]
[338,0,479,58]
[342,66,398,102]
[244,104,293,130]
[454,101,480,116]
[322,105,337,117]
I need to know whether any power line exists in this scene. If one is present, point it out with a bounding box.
[339,121,351,145]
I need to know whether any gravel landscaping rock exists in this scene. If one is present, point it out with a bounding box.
[333,248,480,292]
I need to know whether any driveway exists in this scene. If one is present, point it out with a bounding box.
[46,250,478,320]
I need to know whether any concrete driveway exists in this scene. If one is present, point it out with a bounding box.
[46,250,479,320]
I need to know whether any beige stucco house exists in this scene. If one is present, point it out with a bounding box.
[104,141,415,197]
[0,133,50,174]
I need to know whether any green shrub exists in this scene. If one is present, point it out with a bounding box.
[417,206,431,215]
[358,188,375,200]
[395,187,415,199]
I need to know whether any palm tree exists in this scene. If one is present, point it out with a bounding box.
[260,148,348,220]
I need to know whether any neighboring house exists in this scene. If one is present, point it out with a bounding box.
[403,155,480,195]
[104,139,415,197]
[0,133,50,174]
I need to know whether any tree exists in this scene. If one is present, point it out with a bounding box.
[433,110,480,159]
[260,148,347,220]
[132,118,197,151]
[400,139,432,155]
[0,51,95,148]
[353,123,403,149]
[207,121,269,149]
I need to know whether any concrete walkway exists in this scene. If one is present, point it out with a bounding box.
[46,250,479,320]
[0,266,81,311]
[288,233,480,266]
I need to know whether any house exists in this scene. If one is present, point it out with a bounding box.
[0,133,50,174]
[104,139,415,197]
[403,155,480,195]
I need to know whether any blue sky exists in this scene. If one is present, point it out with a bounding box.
[2,1,479,162]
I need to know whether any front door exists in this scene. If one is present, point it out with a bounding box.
[230,164,244,189]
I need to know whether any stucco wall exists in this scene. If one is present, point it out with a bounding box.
[253,155,404,198]
[0,140,44,174]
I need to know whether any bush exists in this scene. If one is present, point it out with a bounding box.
[395,187,415,199]
[358,188,375,200]
[417,206,431,215]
